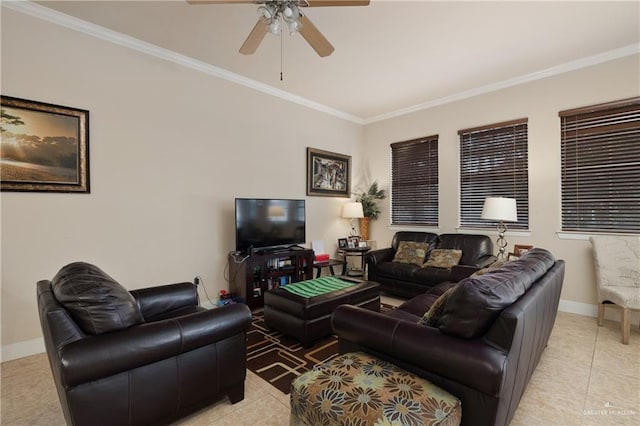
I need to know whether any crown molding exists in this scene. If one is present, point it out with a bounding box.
[4,1,637,126]
[2,1,365,125]
[364,43,640,124]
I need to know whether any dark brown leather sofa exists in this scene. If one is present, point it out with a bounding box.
[366,232,497,298]
[37,262,252,426]
[333,248,565,426]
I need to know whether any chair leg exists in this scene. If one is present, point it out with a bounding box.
[621,308,630,345]
[228,382,245,404]
[597,303,605,326]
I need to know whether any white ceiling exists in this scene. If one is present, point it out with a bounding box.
[24,1,640,122]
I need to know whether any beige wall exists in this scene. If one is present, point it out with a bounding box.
[0,9,363,356]
[2,7,638,359]
[363,54,640,311]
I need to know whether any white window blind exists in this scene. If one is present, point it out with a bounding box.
[390,136,439,226]
[459,119,529,229]
[560,97,640,233]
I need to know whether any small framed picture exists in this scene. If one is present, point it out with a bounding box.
[358,241,368,248]
[513,244,533,256]
[507,252,520,261]
[338,238,348,249]
[348,236,360,248]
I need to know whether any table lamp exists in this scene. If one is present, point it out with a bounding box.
[342,202,364,237]
[481,197,518,259]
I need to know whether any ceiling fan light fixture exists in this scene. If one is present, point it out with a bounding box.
[257,4,273,20]
[287,19,303,34]
[268,18,281,35]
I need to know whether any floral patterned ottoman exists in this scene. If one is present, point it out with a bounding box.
[290,352,461,425]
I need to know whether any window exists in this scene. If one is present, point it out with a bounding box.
[390,135,438,226]
[459,119,529,229]
[560,97,640,233]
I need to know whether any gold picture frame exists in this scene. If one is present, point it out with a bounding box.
[1,96,89,193]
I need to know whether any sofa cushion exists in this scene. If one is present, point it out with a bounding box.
[392,241,430,265]
[52,262,143,335]
[439,248,556,338]
[437,234,493,266]
[376,261,420,281]
[418,286,456,327]
[423,249,462,269]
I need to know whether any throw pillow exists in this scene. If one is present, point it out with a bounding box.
[471,259,507,277]
[418,286,456,327]
[52,262,143,335]
[393,241,430,266]
[422,249,463,269]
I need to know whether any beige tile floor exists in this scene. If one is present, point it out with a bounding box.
[2,309,639,425]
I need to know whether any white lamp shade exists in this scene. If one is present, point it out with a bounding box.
[342,202,364,219]
[481,197,518,222]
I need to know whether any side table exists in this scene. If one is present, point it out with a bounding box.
[313,259,347,278]
[339,247,370,277]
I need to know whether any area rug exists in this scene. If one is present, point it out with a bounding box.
[246,303,395,394]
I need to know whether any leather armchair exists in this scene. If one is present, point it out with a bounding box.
[37,262,252,425]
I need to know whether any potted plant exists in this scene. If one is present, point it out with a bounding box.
[355,181,386,240]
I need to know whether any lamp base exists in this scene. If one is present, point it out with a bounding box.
[496,221,508,260]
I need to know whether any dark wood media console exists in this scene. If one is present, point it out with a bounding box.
[228,247,314,310]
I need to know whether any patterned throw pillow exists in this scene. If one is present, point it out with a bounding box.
[422,249,463,269]
[471,259,507,277]
[392,241,430,266]
[418,286,456,327]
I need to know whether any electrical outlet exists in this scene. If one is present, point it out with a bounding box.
[194,276,202,286]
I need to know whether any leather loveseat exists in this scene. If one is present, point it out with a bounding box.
[37,262,252,426]
[366,232,496,298]
[333,248,565,426]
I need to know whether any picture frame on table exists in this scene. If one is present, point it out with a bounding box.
[338,238,348,249]
[513,244,533,256]
[347,236,360,248]
[306,147,351,197]
[507,252,520,261]
[1,95,90,193]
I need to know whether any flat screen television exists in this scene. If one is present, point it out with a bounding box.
[235,198,306,254]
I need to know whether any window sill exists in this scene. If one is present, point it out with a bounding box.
[556,231,637,241]
[456,227,532,237]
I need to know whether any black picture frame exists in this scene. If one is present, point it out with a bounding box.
[306,147,351,197]
[1,96,90,193]
[338,238,348,249]
[347,236,360,248]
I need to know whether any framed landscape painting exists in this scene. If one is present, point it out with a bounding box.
[1,96,89,193]
[306,147,351,197]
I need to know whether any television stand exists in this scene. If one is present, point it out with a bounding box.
[229,247,314,310]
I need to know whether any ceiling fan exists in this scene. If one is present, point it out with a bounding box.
[187,1,370,57]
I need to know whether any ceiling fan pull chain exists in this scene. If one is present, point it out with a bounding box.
[280,29,284,81]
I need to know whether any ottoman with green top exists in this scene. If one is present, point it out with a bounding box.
[290,352,462,425]
[264,276,380,346]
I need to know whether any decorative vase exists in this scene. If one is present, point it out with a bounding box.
[359,217,370,241]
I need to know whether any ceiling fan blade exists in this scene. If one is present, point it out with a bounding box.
[187,0,256,4]
[239,18,268,55]
[303,1,370,6]
[298,15,334,57]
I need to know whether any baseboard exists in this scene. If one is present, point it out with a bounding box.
[558,299,598,317]
[1,337,45,363]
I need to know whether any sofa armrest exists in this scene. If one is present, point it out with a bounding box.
[450,265,479,282]
[365,247,396,266]
[59,303,251,387]
[130,282,198,320]
[474,255,498,268]
[332,305,506,396]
